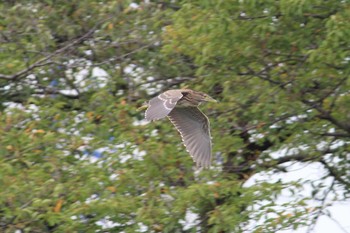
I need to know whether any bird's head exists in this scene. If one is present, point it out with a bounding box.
[202,93,217,103]
[179,89,217,106]
[192,91,217,103]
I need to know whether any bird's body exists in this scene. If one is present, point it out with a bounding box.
[144,89,216,168]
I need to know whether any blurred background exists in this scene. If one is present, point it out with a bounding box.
[0,0,349,232]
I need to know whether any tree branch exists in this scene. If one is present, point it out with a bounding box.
[0,25,97,81]
[303,99,350,134]
[319,159,350,188]
[320,132,350,138]
[306,179,335,233]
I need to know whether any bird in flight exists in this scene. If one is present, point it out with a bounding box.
[143,89,217,168]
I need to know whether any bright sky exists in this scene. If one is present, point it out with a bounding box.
[246,161,350,233]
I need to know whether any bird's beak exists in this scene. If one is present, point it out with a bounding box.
[204,96,217,103]
[137,103,148,111]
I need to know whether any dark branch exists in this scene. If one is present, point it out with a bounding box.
[319,159,350,188]
[320,132,350,138]
[303,99,350,134]
[0,21,100,81]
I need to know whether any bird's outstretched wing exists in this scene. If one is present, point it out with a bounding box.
[168,107,212,168]
[145,90,183,121]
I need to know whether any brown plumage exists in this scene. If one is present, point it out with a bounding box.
[144,89,217,168]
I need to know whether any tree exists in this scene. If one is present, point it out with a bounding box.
[0,0,349,232]
[163,0,350,231]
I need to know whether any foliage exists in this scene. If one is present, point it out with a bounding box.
[0,0,349,232]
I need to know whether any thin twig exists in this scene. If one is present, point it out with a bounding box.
[306,179,335,233]
[0,15,116,80]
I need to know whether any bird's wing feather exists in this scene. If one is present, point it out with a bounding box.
[168,107,212,168]
[145,90,183,121]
